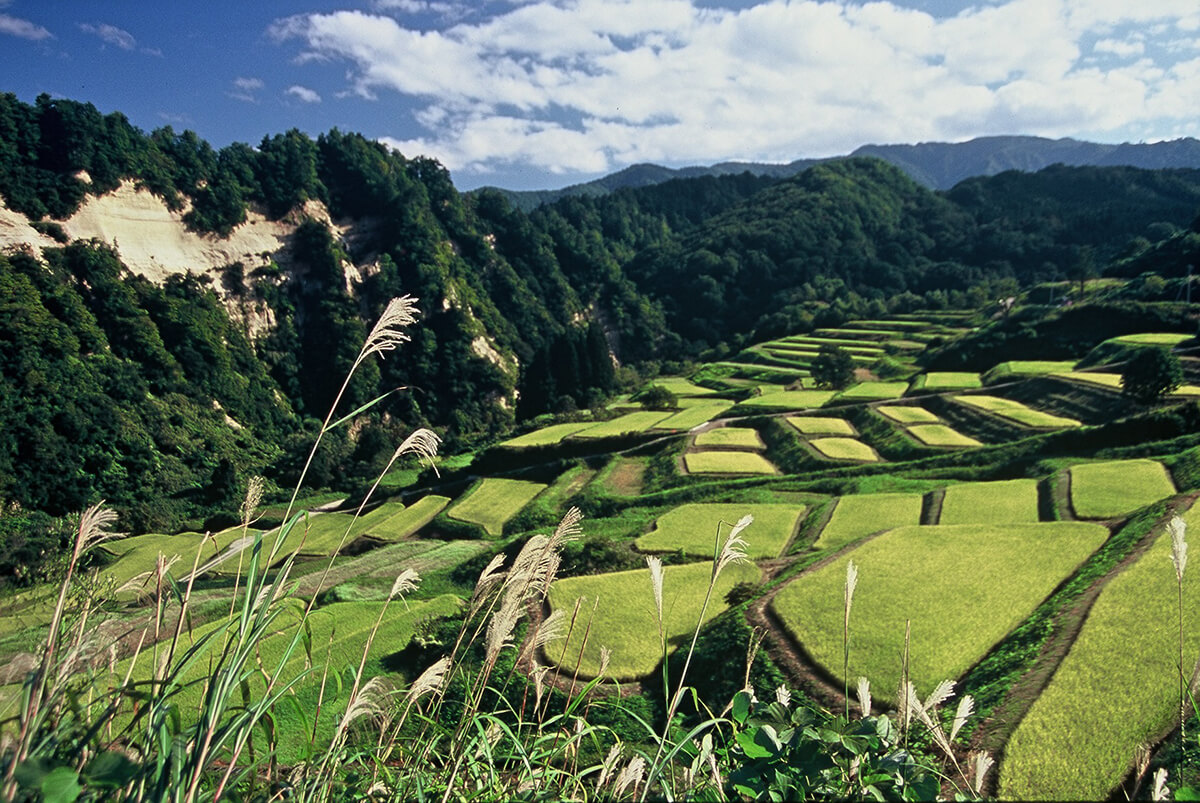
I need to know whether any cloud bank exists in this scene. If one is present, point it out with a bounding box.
[271,0,1200,177]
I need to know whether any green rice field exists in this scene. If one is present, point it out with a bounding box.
[808,437,881,462]
[954,395,1081,429]
[772,522,1108,696]
[360,495,451,542]
[683,451,777,474]
[906,424,983,448]
[909,372,982,392]
[693,427,765,449]
[1112,332,1192,346]
[647,377,719,396]
[498,421,596,448]
[1000,505,1200,801]
[1052,371,1124,390]
[445,478,547,536]
[939,479,1040,525]
[635,503,806,559]
[835,382,909,402]
[651,401,735,430]
[737,390,837,410]
[876,405,941,425]
[983,360,1078,383]
[1069,459,1176,519]
[571,410,675,438]
[544,560,762,679]
[813,493,925,551]
[785,416,857,436]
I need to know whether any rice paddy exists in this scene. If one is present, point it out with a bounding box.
[362,495,452,542]
[544,560,762,679]
[1000,505,1200,801]
[906,424,983,448]
[835,381,909,402]
[908,372,982,392]
[1111,332,1191,346]
[1068,459,1176,519]
[693,427,765,449]
[572,410,676,438]
[647,377,719,396]
[498,421,597,448]
[785,416,857,436]
[808,437,882,462]
[954,395,1082,429]
[635,503,806,559]
[983,360,1079,383]
[813,493,925,551]
[939,479,1041,525]
[651,401,735,430]
[876,405,941,425]
[737,390,837,410]
[772,522,1109,696]
[445,478,547,536]
[683,451,777,474]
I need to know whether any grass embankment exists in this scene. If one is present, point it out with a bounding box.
[1069,459,1176,519]
[938,479,1040,525]
[772,522,1108,696]
[635,503,806,559]
[785,416,857,436]
[544,560,762,680]
[812,493,925,552]
[955,395,1081,429]
[693,427,764,449]
[445,478,547,536]
[1000,503,1200,801]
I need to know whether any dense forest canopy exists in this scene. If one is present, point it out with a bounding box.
[2,92,1200,537]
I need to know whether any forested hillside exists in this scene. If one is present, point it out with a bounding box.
[3,92,1200,537]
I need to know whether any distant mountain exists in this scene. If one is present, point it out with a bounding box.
[486,135,1200,210]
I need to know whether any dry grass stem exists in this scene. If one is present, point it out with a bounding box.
[856,677,871,717]
[361,295,419,362]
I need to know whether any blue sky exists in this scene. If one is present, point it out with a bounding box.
[2,1,1198,191]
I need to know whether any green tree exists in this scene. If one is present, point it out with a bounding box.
[639,384,677,409]
[1121,346,1183,404]
[810,344,855,390]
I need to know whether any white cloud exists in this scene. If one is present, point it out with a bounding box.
[286,84,322,103]
[229,76,265,103]
[0,13,51,40]
[79,22,136,50]
[272,0,1200,177]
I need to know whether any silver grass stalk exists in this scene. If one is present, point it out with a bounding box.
[337,676,392,738]
[74,502,122,562]
[389,568,421,602]
[614,755,646,799]
[844,560,859,616]
[485,592,524,665]
[469,553,507,616]
[550,506,584,548]
[406,656,451,707]
[923,679,956,712]
[856,677,871,718]
[391,427,441,477]
[1170,515,1188,582]
[645,555,665,635]
[714,515,753,578]
[775,685,791,708]
[899,680,918,732]
[597,743,623,792]
[240,475,265,528]
[970,751,995,796]
[598,645,612,679]
[520,608,567,662]
[950,694,975,742]
[1152,767,1169,801]
[360,295,419,362]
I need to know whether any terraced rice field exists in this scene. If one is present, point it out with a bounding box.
[786,416,857,436]
[635,503,806,559]
[1052,371,1124,390]
[999,506,1200,801]
[808,437,881,462]
[1112,332,1192,346]
[1069,459,1176,519]
[683,451,777,474]
[693,427,765,449]
[445,478,547,536]
[362,495,452,542]
[939,479,1040,525]
[876,406,940,425]
[651,401,735,430]
[813,493,925,551]
[648,377,718,396]
[908,372,982,392]
[737,390,837,410]
[983,360,1079,383]
[835,382,908,402]
[498,421,596,448]
[571,410,675,438]
[772,522,1109,695]
[906,424,983,448]
[954,395,1081,429]
[543,560,762,679]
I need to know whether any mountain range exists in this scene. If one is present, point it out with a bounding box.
[489,135,1200,210]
